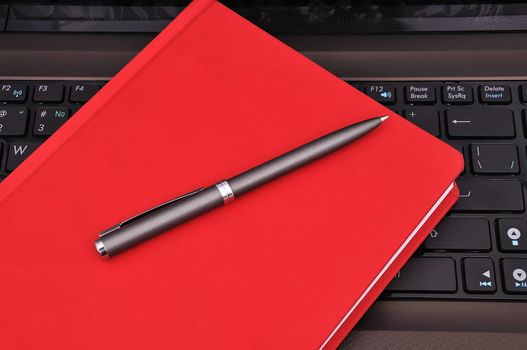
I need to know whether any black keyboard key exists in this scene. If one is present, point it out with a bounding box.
[502,259,527,293]
[0,83,27,102]
[463,258,496,293]
[365,84,396,104]
[33,83,64,103]
[442,83,473,104]
[520,85,527,103]
[386,258,457,292]
[6,142,40,172]
[479,84,512,104]
[498,219,527,252]
[453,144,465,174]
[70,84,100,102]
[425,218,490,251]
[33,107,70,136]
[405,84,436,104]
[0,107,28,136]
[470,144,519,174]
[404,109,440,136]
[522,110,527,137]
[446,109,515,138]
[454,180,524,212]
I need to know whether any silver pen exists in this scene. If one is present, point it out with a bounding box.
[95,115,389,258]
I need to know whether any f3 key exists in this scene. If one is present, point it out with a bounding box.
[33,84,65,103]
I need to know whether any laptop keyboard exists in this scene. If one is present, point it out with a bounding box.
[0,81,102,180]
[350,80,527,300]
[1,79,526,300]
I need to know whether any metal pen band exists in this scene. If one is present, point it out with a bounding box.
[215,180,235,204]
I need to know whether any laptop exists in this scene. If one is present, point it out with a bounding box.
[0,1,526,348]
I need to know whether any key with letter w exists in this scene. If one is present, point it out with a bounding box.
[7,142,41,172]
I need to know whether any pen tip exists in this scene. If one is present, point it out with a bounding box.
[380,115,389,122]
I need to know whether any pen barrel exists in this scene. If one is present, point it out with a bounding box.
[228,117,382,196]
[98,186,224,257]
[95,116,385,258]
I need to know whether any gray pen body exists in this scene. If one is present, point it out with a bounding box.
[98,187,224,257]
[95,116,385,257]
[228,117,382,195]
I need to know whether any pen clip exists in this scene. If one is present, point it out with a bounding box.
[99,187,206,237]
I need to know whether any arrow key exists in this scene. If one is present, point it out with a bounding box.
[463,258,496,293]
[498,219,527,252]
[502,259,527,293]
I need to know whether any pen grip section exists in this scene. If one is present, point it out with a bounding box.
[99,186,224,256]
[228,117,381,196]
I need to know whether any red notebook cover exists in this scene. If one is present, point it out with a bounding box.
[0,1,463,349]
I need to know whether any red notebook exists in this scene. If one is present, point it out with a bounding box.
[0,1,462,349]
